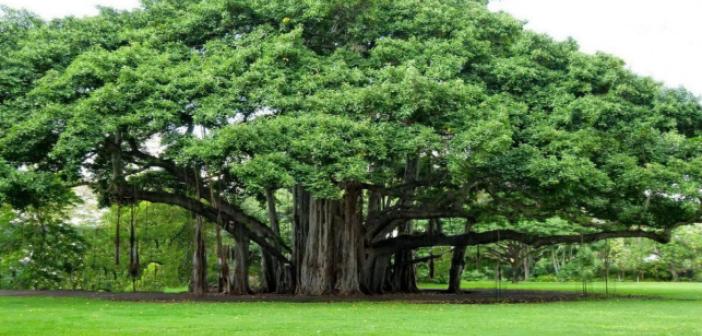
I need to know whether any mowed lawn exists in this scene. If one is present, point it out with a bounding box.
[1,282,701,336]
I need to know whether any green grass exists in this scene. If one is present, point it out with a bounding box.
[1,282,700,336]
[162,286,188,294]
[421,280,702,300]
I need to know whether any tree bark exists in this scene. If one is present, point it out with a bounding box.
[523,246,530,282]
[111,132,123,266]
[260,188,278,293]
[191,212,207,295]
[335,184,363,295]
[427,219,442,280]
[361,189,389,294]
[230,223,251,295]
[191,167,208,295]
[362,252,390,294]
[114,205,121,265]
[448,245,467,293]
[215,224,230,293]
[299,197,338,295]
[261,187,293,293]
[121,188,290,264]
[293,186,310,293]
[372,229,671,255]
[128,202,140,290]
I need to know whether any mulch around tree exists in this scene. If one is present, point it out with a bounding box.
[0,289,596,304]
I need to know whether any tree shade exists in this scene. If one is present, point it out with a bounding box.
[1,0,701,295]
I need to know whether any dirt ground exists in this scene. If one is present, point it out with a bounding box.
[0,289,592,304]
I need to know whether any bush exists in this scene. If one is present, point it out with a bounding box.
[534,274,559,282]
[462,269,487,281]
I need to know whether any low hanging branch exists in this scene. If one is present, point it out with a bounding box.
[371,229,673,255]
[118,146,290,256]
[115,187,291,264]
[395,254,444,268]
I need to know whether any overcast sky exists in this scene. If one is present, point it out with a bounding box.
[1,0,700,97]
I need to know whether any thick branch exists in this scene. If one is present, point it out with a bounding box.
[366,207,473,241]
[371,229,672,255]
[117,187,291,264]
[118,147,290,254]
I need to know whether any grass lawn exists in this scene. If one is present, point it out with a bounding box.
[1,282,701,336]
[422,280,702,300]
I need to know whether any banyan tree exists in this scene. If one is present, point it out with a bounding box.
[1,0,702,295]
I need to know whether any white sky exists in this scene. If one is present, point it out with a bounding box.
[489,0,702,97]
[1,0,700,97]
[0,0,139,19]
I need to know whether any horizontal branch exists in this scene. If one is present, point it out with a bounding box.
[370,229,672,255]
[396,254,444,267]
[366,207,474,241]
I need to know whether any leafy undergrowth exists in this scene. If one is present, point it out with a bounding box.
[0,282,700,336]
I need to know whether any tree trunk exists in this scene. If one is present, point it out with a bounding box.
[448,245,467,293]
[427,219,442,280]
[299,197,338,295]
[389,219,418,293]
[230,223,251,295]
[191,213,207,295]
[362,252,390,294]
[261,188,279,293]
[391,252,417,292]
[335,184,363,295]
[128,203,140,291]
[523,253,530,282]
[293,186,310,293]
[389,156,420,293]
[111,132,123,266]
[261,253,276,293]
[361,190,389,294]
[216,225,230,293]
[114,206,121,265]
[511,259,520,284]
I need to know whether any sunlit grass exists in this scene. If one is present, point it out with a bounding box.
[0,282,700,335]
[162,286,188,294]
[420,281,702,300]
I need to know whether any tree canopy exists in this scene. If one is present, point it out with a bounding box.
[1,0,701,295]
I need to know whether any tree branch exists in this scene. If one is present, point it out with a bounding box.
[116,187,291,264]
[370,229,672,255]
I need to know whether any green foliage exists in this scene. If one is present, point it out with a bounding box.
[77,202,198,292]
[0,206,86,289]
[1,0,699,232]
